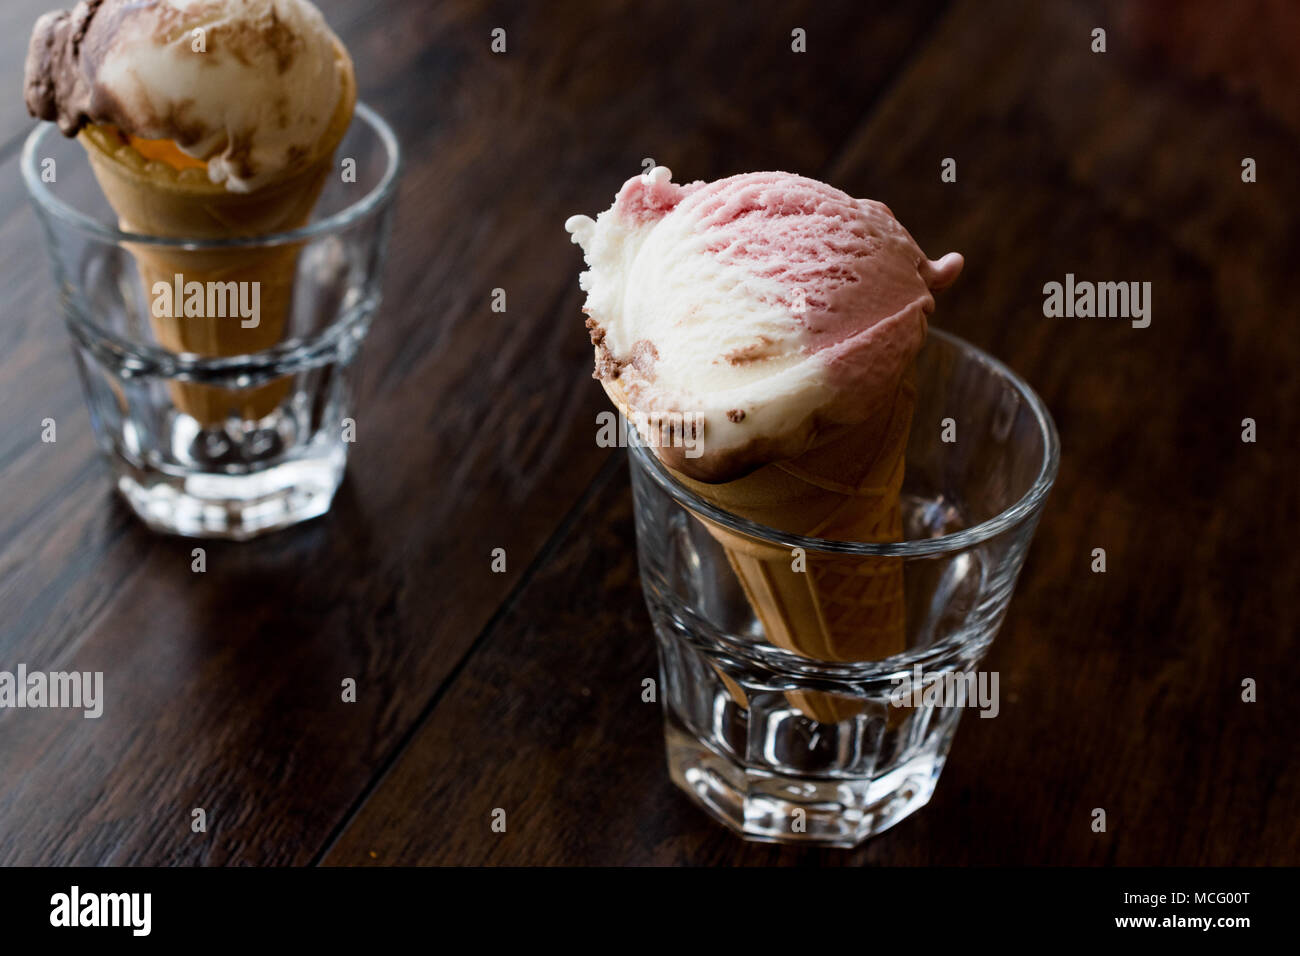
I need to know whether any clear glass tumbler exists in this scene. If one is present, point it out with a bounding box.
[21,104,401,539]
[629,328,1059,846]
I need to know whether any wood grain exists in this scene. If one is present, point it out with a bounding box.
[0,0,958,864]
[322,0,1300,865]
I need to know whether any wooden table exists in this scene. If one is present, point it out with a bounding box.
[0,0,1295,866]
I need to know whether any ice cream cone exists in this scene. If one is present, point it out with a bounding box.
[568,168,961,725]
[77,41,356,425]
[610,368,914,723]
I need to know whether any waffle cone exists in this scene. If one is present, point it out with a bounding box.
[78,42,356,425]
[613,368,915,723]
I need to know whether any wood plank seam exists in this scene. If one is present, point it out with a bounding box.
[306,449,626,865]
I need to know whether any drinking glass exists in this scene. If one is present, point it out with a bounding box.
[628,328,1059,846]
[22,104,401,539]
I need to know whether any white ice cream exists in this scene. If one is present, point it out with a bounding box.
[103,0,345,191]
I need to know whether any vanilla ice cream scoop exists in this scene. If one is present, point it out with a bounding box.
[566,167,963,481]
[25,0,349,192]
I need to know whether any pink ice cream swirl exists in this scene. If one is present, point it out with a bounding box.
[566,167,963,481]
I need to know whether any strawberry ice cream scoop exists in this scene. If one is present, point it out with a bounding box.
[565,167,963,481]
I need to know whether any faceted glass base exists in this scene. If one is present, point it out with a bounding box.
[666,713,946,847]
[113,444,345,540]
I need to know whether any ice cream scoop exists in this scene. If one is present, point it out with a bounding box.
[566,167,962,482]
[25,0,348,192]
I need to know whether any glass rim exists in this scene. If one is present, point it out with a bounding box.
[21,102,401,250]
[629,326,1061,557]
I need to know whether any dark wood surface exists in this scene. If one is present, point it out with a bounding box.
[0,0,1295,866]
